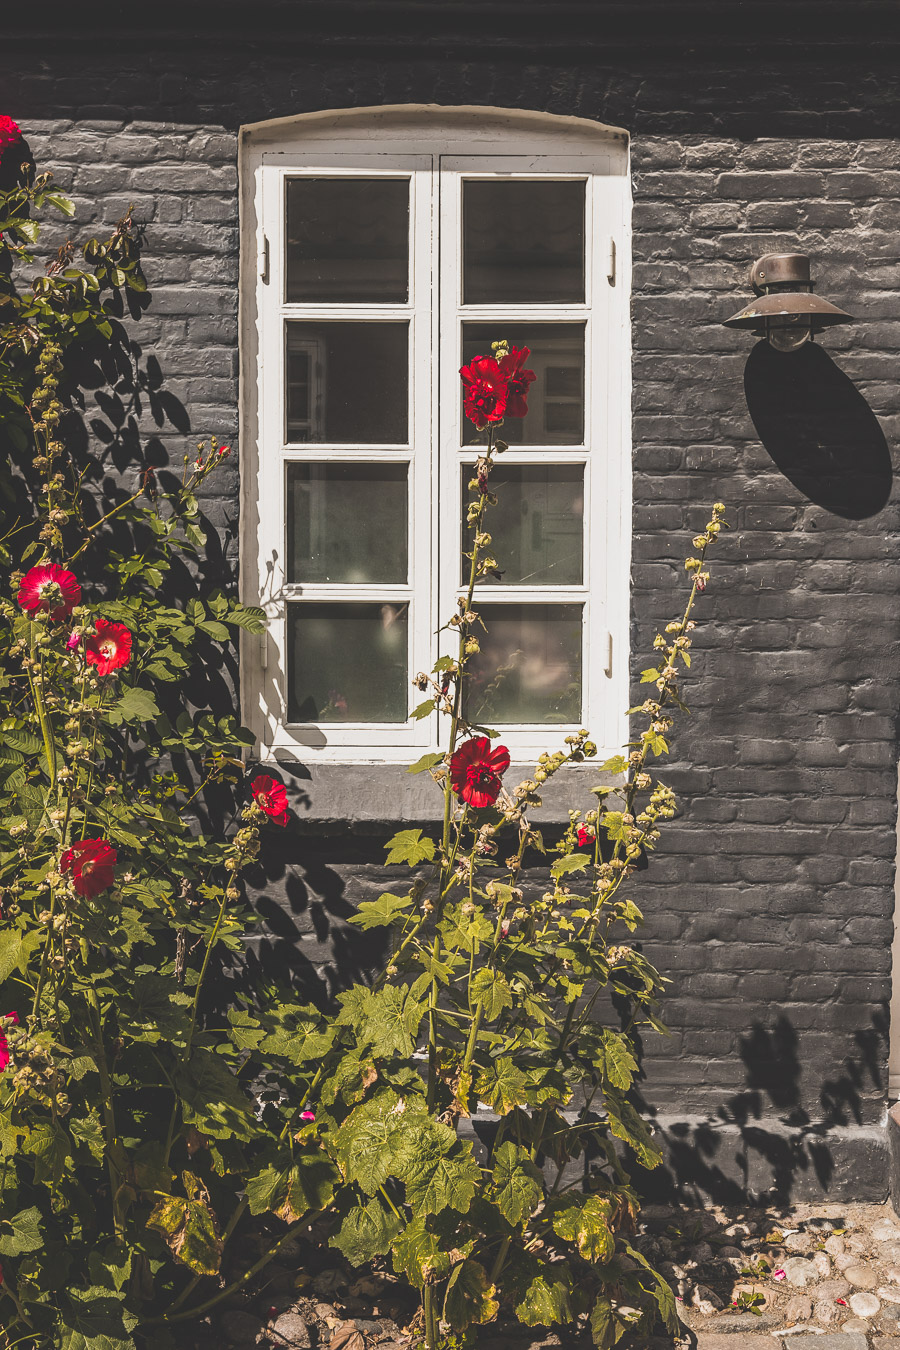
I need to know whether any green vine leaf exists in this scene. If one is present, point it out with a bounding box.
[549,1194,614,1262]
[348,891,414,931]
[0,1204,42,1256]
[474,1057,529,1115]
[470,967,513,1023]
[516,1267,575,1328]
[443,1258,498,1331]
[245,1151,338,1224]
[489,1142,542,1225]
[403,1126,481,1217]
[391,1216,452,1288]
[329,1198,401,1265]
[146,1172,223,1276]
[383,828,436,866]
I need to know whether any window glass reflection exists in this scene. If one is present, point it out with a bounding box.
[461,465,583,586]
[286,177,409,303]
[288,602,409,723]
[461,324,584,445]
[463,179,585,304]
[286,322,408,444]
[288,463,408,583]
[463,604,582,725]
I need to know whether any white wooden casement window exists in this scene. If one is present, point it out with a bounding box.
[241,109,630,765]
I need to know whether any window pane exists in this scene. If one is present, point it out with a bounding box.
[462,179,585,304]
[287,463,408,583]
[461,323,584,445]
[463,604,582,725]
[286,322,408,443]
[462,464,583,586]
[286,177,409,303]
[288,602,409,723]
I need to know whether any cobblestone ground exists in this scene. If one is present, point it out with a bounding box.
[635,1200,900,1349]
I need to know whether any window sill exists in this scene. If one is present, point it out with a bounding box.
[269,760,608,829]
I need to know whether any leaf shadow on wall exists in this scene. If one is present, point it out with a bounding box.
[743,340,891,519]
[629,1004,889,1207]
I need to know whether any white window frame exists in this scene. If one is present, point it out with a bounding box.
[240,107,631,765]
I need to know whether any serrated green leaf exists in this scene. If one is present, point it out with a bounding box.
[104,687,160,726]
[391,1216,452,1288]
[333,1092,427,1196]
[490,1142,542,1225]
[384,828,435,866]
[604,1091,662,1170]
[0,927,41,984]
[596,1030,638,1091]
[474,1057,529,1115]
[0,1204,42,1256]
[471,967,513,1023]
[551,852,591,879]
[410,698,437,720]
[146,1172,223,1275]
[549,1194,614,1262]
[174,1048,254,1141]
[444,1258,498,1331]
[404,1127,481,1217]
[245,1150,337,1223]
[516,1268,574,1327]
[330,1198,401,1265]
[336,984,425,1059]
[348,891,414,931]
[407,751,444,775]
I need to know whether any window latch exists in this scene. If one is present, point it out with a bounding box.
[604,631,613,678]
[607,237,616,284]
[258,233,269,283]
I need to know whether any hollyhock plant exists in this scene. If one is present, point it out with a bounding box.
[251,774,289,825]
[17,563,81,620]
[61,839,117,898]
[0,1011,19,1073]
[497,344,536,418]
[576,824,596,849]
[84,618,132,675]
[450,736,511,808]
[460,354,508,429]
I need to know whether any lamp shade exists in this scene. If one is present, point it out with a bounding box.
[723,252,853,347]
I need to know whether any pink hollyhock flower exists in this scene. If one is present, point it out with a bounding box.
[17,564,81,621]
[497,345,536,418]
[0,1011,19,1073]
[460,355,508,429]
[449,736,511,809]
[773,1269,786,1281]
[299,1109,315,1122]
[66,631,81,651]
[85,619,132,675]
[61,839,117,898]
[251,774,289,825]
[576,825,596,849]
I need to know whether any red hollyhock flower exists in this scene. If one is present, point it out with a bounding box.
[576,825,596,849]
[450,736,511,809]
[0,1011,19,1074]
[17,564,81,621]
[498,346,536,418]
[85,619,132,675]
[460,355,508,429]
[61,838,117,898]
[251,774,289,825]
[0,117,22,156]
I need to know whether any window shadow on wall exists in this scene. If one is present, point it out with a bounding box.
[743,340,892,519]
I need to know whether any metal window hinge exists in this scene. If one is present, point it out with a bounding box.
[607,237,616,284]
[258,233,269,283]
[604,632,613,678]
[259,632,268,669]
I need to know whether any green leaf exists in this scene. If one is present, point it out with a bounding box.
[551,852,591,879]
[589,1296,622,1349]
[330,1198,401,1265]
[516,1268,574,1327]
[604,1091,662,1170]
[549,1194,614,1262]
[146,1172,223,1275]
[348,891,414,931]
[226,604,267,633]
[22,1119,70,1185]
[174,1048,254,1141]
[245,1150,338,1224]
[70,1112,106,1162]
[407,751,444,775]
[640,668,660,684]
[471,967,513,1023]
[384,828,435,866]
[623,1241,679,1331]
[198,619,230,641]
[104,687,160,726]
[404,1127,481,1217]
[410,698,437,721]
[60,1283,136,1350]
[0,927,41,984]
[333,1092,427,1196]
[120,974,191,1045]
[490,1142,542,1225]
[596,755,628,774]
[391,1216,452,1289]
[444,1258,498,1331]
[596,1030,638,1092]
[474,1057,529,1116]
[0,1204,42,1256]
[336,985,425,1059]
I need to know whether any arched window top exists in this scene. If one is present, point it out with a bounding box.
[243,103,628,174]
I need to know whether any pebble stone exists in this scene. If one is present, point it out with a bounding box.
[845,1262,879,1288]
[881,1287,900,1304]
[783,1293,813,1321]
[843,1317,872,1331]
[782,1257,818,1288]
[813,1251,833,1277]
[825,1235,846,1255]
[873,1221,900,1242]
[849,1290,881,1317]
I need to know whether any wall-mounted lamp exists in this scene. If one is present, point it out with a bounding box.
[723,253,854,352]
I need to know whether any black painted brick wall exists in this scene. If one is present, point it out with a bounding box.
[4,31,900,1135]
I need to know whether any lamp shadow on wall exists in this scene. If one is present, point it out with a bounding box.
[743,340,892,519]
